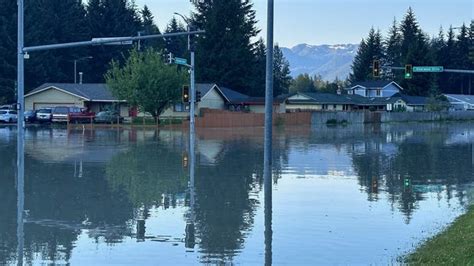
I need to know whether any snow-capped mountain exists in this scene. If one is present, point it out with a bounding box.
[281,43,359,81]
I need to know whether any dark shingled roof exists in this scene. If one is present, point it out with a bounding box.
[196,83,217,97]
[218,86,250,103]
[400,94,428,105]
[27,83,117,101]
[350,80,395,88]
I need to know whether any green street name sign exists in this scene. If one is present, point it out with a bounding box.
[174,57,188,65]
[413,66,444,73]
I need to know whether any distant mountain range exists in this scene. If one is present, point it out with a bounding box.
[281,43,359,81]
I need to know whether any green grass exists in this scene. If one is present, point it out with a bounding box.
[405,206,474,265]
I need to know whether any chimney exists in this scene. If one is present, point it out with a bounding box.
[79,72,83,84]
[337,88,342,95]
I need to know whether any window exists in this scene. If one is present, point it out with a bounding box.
[333,104,337,109]
[376,90,381,96]
[174,103,189,112]
[322,104,328,110]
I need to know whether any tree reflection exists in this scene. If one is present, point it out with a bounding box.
[350,126,474,223]
[194,140,263,264]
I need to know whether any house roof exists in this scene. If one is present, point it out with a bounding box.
[196,83,218,98]
[284,92,403,106]
[400,94,428,106]
[347,80,404,91]
[444,94,474,105]
[218,86,251,103]
[25,83,119,102]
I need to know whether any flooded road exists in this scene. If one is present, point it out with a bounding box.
[0,123,473,264]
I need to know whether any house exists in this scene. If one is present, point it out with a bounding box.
[346,81,403,98]
[24,83,129,117]
[284,92,356,112]
[282,91,428,113]
[444,94,474,111]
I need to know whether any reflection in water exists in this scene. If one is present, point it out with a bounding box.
[0,124,473,264]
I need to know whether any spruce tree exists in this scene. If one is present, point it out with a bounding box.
[140,5,165,51]
[350,28,384,82]
[86,0,142,82]
[384,18,402,79]
[399,8,434,96]
[455,24,470,94]
[273,44,291,96]
[164,17,188,59]
[193,0,259,96]
[249,38,266,97]
[0,0,18,103]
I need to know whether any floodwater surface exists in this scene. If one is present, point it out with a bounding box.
[0,123,474,265]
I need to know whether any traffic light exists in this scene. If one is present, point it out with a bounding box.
[196,90,202,102]
[372,60,380,78]
[182,152,189,168]
[405,64,413,79]
[182,85,190,103]
[167,52,174,64]
[188,25,196,51]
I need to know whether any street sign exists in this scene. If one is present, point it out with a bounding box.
[413,66,444,73]
[175,57,188,65]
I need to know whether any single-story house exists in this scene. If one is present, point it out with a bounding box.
[346,81,403,98]
[282,92,428,113]
[24,83,129,117]
[444,94,474,111]
[285,92,356,112]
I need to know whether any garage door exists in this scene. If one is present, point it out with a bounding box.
[33,103,82,110]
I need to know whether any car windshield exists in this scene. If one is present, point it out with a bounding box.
[0,111,6,115]
[54,107,69,114]
[37,109,51,113]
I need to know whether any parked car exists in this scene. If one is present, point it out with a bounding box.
[94,111,124,124]
[0,110,18,123]
[52,106,95,123]
[24,110,37,123]
[36,108,52,123]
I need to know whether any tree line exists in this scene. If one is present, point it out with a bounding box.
[351,8,473,96]
[0,0,292,104]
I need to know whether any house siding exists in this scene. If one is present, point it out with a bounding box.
[25,88,85,110]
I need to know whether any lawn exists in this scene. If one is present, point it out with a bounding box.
[405,206,474,265]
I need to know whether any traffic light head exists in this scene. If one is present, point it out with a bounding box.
[167,52,174,64]
[373,60,380,78]
[182,85,190,103]
[196,91,202,102]
[405,64,413,79]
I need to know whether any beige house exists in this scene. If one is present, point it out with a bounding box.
[24,83,129,117]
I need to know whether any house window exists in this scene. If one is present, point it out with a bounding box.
[365,90,369,97]
[376,90,381,96]
[333,104,337,110]
[174,103,189,112]
[322,104,328,110]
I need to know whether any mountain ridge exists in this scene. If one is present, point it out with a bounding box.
[281,43,359,81]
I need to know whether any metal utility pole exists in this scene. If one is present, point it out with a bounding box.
[174,12,196,188]
[16,0,25,264]
[264,0,274,265]
[74,56,92,84]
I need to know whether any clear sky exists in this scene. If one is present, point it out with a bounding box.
[134,0,473,48]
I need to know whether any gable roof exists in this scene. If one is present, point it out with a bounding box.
[25,83,120,102]
[400,94,428,106]
[348,81,404,91]
[196,83,218,98]
[445,94,474,105]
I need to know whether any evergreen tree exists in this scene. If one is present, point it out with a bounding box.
[399,8,434,96]
[455,24,471,94]
[164,17,188,59]
[193,0,259,96]
[249,38,266,97]
[350,28,384,82]
[384,18,402,79]
[273,44,292,96]
[86,0,142,83]
[140,5,165,51]
[0,0,18,103]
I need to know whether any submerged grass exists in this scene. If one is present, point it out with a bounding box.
[406,206,474,265]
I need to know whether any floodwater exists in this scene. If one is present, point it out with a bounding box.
[1,123,474,265]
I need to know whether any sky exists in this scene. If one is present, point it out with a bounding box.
[134,0,473,48]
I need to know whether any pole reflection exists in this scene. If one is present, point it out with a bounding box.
[186,128,196,249]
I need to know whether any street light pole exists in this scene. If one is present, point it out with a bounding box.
[264,0,274,265]
[16,0,25,264]
[174,12,196,188]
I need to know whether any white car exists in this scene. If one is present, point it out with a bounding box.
[0,110,18,123]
